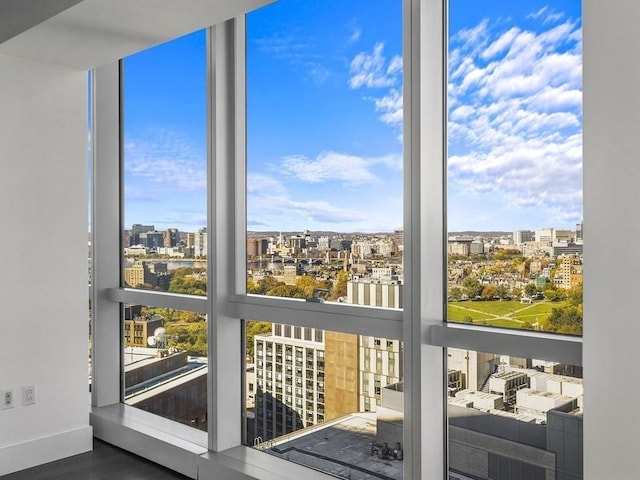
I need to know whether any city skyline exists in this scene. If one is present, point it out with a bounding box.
[122,0,582,234]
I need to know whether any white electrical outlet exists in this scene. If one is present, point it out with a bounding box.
[1,388,15,410]
[22,385,36,406]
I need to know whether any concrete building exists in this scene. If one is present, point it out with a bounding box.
[123,350,208,431]
[252,324,326,442]
[163,228,179,248]
[139,231,164,248]
[194,227,207,258]
[347,278,403,309]
[513,230,535,245]
[124,261,155,287]
[535,228,554,244]
[247,237,268,257]
[123,314,164,348]
[448,238,472,256]
[130,223,155,245]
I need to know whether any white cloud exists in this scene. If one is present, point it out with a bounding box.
[349,43,400,89]
[349,43,403,134]
[454,18,490,52]
[481,27,520,60]
[124,129,206,190]
[348,27,362,43]
[247,173,382,230]
[254,32,330,85]
[372,88,403,128]
[448,12,583,226]
[278,151,401,185]
[527,7,548,20]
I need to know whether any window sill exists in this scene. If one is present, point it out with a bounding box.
[91,404,338,480]
[91,404,207,478]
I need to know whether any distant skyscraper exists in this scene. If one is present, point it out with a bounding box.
[131,223,155,245]
[393,228,403,247]
[576,222,583,244]
[195,228,207,257]
[163,228,179,248]
[513,230,534,245]
[535,228,554,244]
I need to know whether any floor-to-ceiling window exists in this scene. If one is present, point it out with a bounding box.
[90,1,584,478]
[445,1,583,478]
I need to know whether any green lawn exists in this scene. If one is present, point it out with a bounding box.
[447,305,494,322]
[448,299,566,328]
[485,318,524,328]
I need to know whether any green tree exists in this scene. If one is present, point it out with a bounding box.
[449,287,463,301]
[249,276,283,295]
[167,321,208,356]
[481,284,498,300]
[462,277,483,298]
[545,305,583,335]
[295,275,317,298]
[495,285,509,299]
[330,270,348,300]
[169,273,207,296]
[567,283,583,306]
[544,288,561,302]
[267,284,306,298]
[524,283,538,298]
[245,321,272,360]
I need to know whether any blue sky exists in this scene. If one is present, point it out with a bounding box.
[123,0,582,234]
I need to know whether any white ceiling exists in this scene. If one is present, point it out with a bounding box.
[0,0,274,69]
[0,0,83,44]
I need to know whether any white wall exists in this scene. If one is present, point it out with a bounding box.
[583,1,640,478]
[0,53,91,475]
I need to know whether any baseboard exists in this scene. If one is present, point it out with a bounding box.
[0,425,93,476]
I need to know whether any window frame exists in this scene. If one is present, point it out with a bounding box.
[90,1,583,478]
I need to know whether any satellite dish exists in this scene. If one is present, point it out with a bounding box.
[154,327,167,337]
[147,336,156,346]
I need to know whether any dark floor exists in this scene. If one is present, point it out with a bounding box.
[1,438,191,480]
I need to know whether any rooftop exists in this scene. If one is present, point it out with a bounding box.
[262,413,403,480]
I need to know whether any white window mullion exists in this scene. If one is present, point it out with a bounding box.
[404,0,447,478]
[91,61,124,408]
[208,19,243,452]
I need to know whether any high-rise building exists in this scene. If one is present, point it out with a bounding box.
[195,228,207,258]
[576,222,584,244]
[247,238,268,257]
[130,223,155,245]
[163,228,179,248]
[124,261,155,287]
[393,227,403,252]
[513,230,535,245]
[535,228,554,244]
[138,231,163,248]
[252,324,325,442]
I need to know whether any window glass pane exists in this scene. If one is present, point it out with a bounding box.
[124,305,208,432]
[447,348,583,480]
[447,1,583,334]
[246,320,403,479]
[246,0,403,304]
[122,31,207,295]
